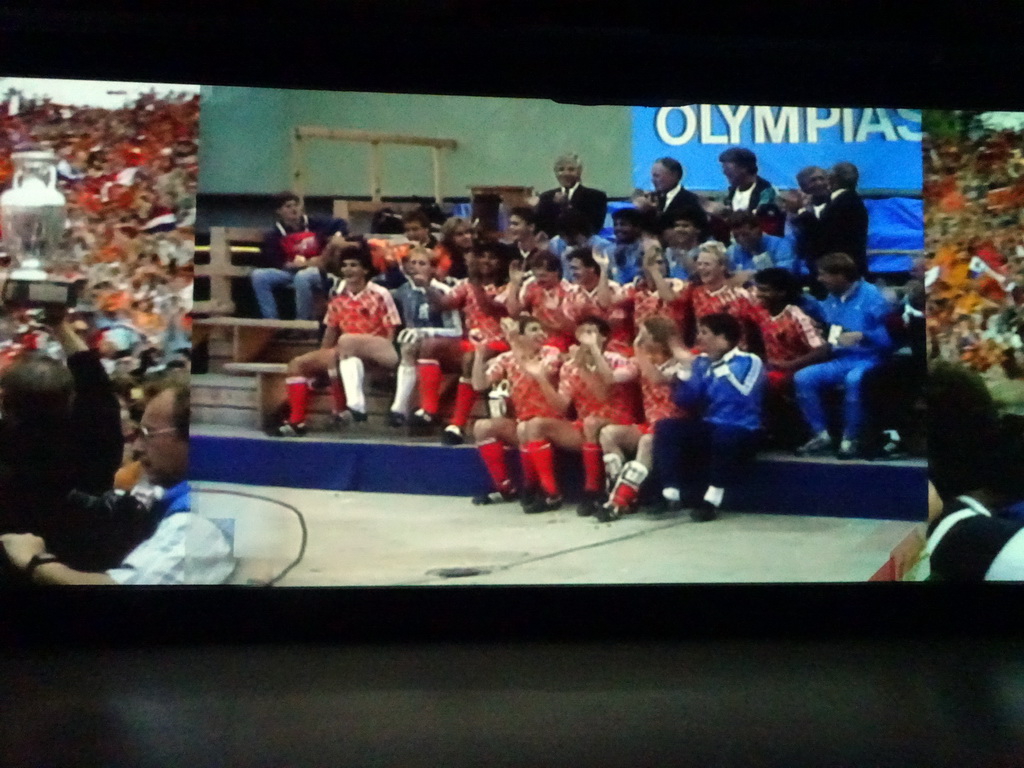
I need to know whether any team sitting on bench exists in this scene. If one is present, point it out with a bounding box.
[245,149,922,522]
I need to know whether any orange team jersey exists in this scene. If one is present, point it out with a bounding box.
[324,282,401,337]
[562,280,632,347]
[515,277,574,332]
[486,345,564,421]
[760,304,825,365]
[620,278,688,327]
[557,350,639,425]
[688,283,760,321]
[445,280,509,343]
[639,357,685,425]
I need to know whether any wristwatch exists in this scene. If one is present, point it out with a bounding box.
[25,553,61,579]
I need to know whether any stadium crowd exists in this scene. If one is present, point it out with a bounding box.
[0,88,197,385]
[263,148,925,523]
[0,88,223,585]
[924,126,1024,386]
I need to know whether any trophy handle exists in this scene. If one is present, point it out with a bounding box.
[12,171,23,189]
[46,165,57,188]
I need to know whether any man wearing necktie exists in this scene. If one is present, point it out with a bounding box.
[646,157,708,231]
[536,153,608,238]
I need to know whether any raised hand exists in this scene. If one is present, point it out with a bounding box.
[633,327,649,352]
[500,316,520,340]
[468,327,488,350]
[592,250,610,275]
[578,327,600,350]
[508,259,525,284]
[669,338,694,365]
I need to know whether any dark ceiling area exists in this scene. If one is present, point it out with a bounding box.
[1,2,1022,109]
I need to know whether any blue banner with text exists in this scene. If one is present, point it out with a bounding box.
[632,105,922,192]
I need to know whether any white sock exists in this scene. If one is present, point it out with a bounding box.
[603,453,623,485]
[338,357,366,413]
[662,487,680,502]
[703,485,724,507]
[391,363,417,415]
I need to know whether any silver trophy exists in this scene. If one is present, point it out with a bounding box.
[1,149,79,306]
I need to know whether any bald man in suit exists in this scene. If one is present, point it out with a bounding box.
[535,153,608,238]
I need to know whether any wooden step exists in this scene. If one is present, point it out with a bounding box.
[191,371,488,432]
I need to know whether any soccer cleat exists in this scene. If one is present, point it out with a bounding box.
[836,439,860,460]
[648,498,684,516]
[410,409,435,427]
[690,500,719,522]
[276,421,306,437]
[472,489,518,506]
[593,502,622,523]
[387,411,407,428]
[523,495,563,514]
[441,425,465,445]
[796,433,833,456]
[576,493,602,517]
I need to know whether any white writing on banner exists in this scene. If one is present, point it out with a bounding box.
[655,106,922,146]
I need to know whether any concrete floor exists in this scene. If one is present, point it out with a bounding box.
[193,482,917,586]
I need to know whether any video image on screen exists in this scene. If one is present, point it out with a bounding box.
[189,90,938,587]
[2,77,1022,587]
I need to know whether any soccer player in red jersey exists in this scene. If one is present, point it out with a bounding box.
[277,239,401,435]
[520,316,639,515]
[470,316,564,507]
[506,206,543,264]
[413,241,511,444]
[685,241,766,354]
[596,316,687,522]
[615,241,690,339]
[562,249,633,356]
[752,267,829,447]
[505,250,577,353]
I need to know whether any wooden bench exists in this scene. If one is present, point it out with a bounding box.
[193,317,320,366]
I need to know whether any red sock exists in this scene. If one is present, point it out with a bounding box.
[582,442,603,493]
[286,377,309,425]
[611,481,640,510]
[529,440,559,498]
[328,371,347,412]
[417,359,442,415]
[478,439,512,494]
[451,380,477,428]
[519,445,538,491]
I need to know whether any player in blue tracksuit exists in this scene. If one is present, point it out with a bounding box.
[653,312,766,522]
[793,252,893,459]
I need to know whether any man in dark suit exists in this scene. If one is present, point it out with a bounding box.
[821,162,870,278]
[637,157,709,233]
[789,163,869,286]
[788,165,832,278]
[535,153,608,238]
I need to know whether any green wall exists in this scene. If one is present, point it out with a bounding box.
[198,87,633,198]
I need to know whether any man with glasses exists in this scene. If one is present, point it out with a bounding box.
[2,378,236,585]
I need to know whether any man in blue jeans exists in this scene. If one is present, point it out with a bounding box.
[794,252,893,459]
[251,192,348,319]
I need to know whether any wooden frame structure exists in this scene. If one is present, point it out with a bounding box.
[290,126,458,206]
